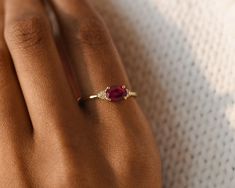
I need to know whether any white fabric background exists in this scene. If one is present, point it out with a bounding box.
[90,0,235,187]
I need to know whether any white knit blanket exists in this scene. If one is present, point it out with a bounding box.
[90,0,235,187]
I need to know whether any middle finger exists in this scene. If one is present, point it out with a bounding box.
[0,2,32,185]
[4,0,81,134]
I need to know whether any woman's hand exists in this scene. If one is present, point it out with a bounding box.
[0,0,162,187]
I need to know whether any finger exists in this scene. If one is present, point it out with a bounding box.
[4,0,81,133]
[0,1,32,180]
[49,2,163,185]
[49,0,131,100]
[0,1,31,136]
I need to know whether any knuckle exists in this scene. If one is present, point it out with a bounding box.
[5,16,49,49]
[77,17,110,49]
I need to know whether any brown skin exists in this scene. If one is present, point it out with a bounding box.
[0,0,162,187]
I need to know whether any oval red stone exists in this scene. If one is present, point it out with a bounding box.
[106,85,128,102]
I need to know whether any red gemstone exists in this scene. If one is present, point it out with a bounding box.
[106,85,128,102]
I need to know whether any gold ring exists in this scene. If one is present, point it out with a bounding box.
[77,85,137,103]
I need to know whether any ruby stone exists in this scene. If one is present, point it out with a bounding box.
[106,85,128,102]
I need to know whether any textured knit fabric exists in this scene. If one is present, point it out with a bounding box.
[90,0,235,187]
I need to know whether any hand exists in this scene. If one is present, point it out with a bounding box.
[0,0,162,187]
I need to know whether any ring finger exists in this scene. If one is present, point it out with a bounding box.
[49,0,133,107]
